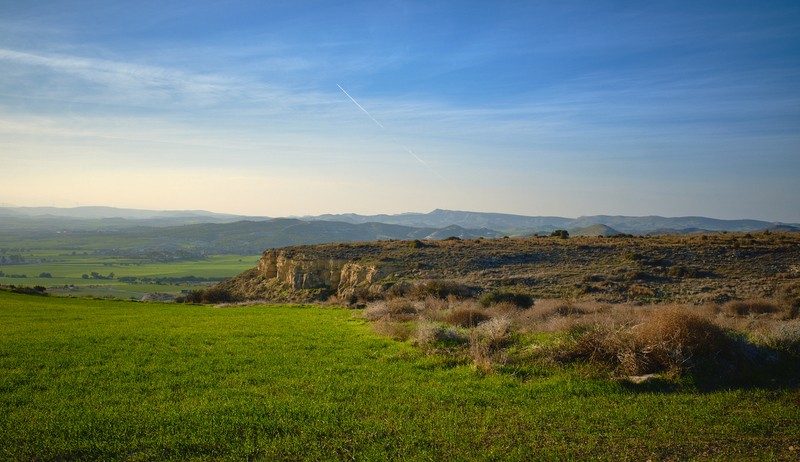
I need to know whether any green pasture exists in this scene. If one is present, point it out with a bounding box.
[0,254,260,298]
[0,291,797,460]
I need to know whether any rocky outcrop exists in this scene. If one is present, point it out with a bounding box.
[218,233,800,305]
[256,249,388,299]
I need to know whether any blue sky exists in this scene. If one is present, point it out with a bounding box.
[1,1,798,221]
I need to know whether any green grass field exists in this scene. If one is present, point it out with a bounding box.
[1,290,798,460]
[0,254,260,299]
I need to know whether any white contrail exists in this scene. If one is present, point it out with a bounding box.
[337,84,449,184]
[336,84,384,129]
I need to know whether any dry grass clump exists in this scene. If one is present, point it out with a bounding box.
[469,317,512,373]
[538,301,588,318]
[370,319,414,341]
[409,279,474,300]
[557,307,734,377]
[413,319,467,349]
[761,322,800,356]
[443,307,491,328]
[632,308,732,375]
[723,299,781,317]
[363,299,418,322]
[512,300,641,335]
[478,290,533,309]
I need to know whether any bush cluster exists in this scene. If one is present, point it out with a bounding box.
[361,294,799,383]
[478,290,533,309]
[177,287,240,304]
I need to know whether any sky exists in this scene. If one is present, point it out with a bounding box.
[1,1,799,222]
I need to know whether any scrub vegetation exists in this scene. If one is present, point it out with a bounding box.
[363,293,800,384]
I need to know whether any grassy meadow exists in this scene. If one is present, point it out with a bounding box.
[0,253,259,299]
[1,290,799,460]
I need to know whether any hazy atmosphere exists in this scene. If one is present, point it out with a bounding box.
[1,1,798,221]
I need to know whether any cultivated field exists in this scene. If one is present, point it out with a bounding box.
[1,290,798,460]
[0,253,259,299]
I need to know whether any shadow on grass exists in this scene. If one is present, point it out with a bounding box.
[620,353,800,394]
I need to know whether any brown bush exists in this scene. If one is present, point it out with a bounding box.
[560,325,633,367]
[469,317,512,373]
[370,320,413,341]
[413,320,466,348]
[184,287,238,304]
[410,280,474,300]
[627,284,655,297]
[761,322,800,356]
[363,299,418,321]
[723,299,781,317]
[539,302,587,318]
[444,307,491,328]
[555,307,734,376]
[632,308,732,374]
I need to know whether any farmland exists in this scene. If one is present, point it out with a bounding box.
[1,290,798,460]
[0,252,259,299]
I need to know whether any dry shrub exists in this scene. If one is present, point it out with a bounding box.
[444,307,491,328]
[473,317,512,346]
[413,320,466,349]
[410,280,474,300]
[513,300,590,333]
[554,307,735,377]
[758,321,800,356]
[627,284,655,297]
[565,325,634,369]
[632,308,732,374]
[371,320,413,341]
[469,317,512,373]
[385,281,413,299]
[777,282,800,318]
[539,302,587,318]
[478,290,533,309]
[723,299,781,317]
[486,301,524,318]
[363,299,419,322]
[420,296,449,314]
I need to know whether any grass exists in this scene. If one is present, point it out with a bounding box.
[0,254,260,299]
[1,291,799,460]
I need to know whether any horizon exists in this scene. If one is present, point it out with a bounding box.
[2,1,799,222]
[1,203,797,224]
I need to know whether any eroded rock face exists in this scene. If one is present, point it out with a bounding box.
[257,249,384,298]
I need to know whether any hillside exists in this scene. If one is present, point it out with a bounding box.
[3,206,796,240]
[218,232,800,305]
[305,209,795,235]
[0,217,502,258]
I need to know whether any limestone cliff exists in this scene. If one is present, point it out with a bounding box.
[253,248,388,300]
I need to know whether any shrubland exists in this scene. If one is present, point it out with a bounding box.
[362,282,800,385]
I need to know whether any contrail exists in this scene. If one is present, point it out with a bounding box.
[337,84,384,129]
[337,83,449,184]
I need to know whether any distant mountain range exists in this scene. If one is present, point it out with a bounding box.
[0,206,797,257]
[305,209,797,235]
[0,206,251,229]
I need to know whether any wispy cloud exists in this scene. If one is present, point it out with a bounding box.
[0,48,236,107]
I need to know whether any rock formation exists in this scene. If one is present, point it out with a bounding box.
[252,249,389,300]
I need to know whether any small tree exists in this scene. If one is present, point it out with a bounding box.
[550,229,570,239]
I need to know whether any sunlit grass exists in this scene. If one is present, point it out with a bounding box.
[0,254,261,298]
[1,291,798,460]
